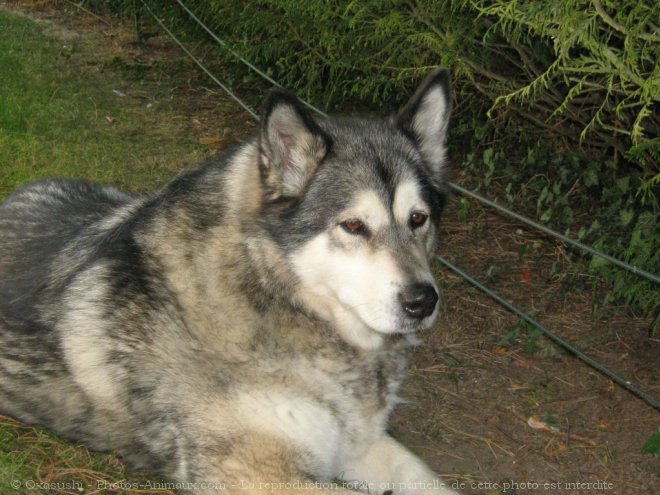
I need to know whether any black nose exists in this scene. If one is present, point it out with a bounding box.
[398,283,438,319]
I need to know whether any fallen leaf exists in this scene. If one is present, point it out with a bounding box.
[198,135,230,147]
[544,439,567,457]
[528,415,550,431]
[491,346,513,356]
[606,380,615,394]
[513,358,534,368]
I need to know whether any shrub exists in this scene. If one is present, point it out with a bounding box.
[87,0,660,324]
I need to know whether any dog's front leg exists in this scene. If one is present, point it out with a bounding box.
[339,435,460,495]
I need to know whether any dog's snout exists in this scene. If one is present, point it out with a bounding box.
[398,283,438,319]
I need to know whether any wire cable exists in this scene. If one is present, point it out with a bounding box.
[141,2,258,120]
[448,183,660,285]
[141,0,660,411]
[435,255,659,410]
[173,0,328,119]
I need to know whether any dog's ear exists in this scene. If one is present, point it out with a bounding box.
[259,90,329,200]
[395,68,451,176]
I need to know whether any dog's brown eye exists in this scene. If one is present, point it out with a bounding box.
[341,219,366,235]
[410,211,428,229]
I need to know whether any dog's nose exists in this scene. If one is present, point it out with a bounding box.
[398,283,438,319]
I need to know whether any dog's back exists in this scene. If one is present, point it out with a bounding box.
[0,179,136,432]
[0,179,133,323]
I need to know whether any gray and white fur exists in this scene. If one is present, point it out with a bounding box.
[0,69,459,494]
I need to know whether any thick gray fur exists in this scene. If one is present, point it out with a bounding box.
[0,69,459,494]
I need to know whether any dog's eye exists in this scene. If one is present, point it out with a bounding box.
[409,211,428,229]
[340,219,367,235]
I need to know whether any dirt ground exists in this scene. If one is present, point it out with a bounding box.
[2,2,659,494]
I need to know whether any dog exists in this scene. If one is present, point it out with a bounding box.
[0,69,458,494]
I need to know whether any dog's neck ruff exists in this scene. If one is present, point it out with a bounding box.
[292,287,385,351]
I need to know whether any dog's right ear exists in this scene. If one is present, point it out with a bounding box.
[259,91,330,200]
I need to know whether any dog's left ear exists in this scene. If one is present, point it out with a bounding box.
[259,90,330,200]
[395,68,451,175]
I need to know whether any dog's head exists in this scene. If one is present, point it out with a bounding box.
[258,70,451,349]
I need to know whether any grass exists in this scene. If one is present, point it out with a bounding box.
[0,8,206,201]
[0,415,138,494]
[0,7,208,494]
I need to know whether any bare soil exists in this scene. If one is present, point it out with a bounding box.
[2,2,658,494]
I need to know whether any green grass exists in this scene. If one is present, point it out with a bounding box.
[0,8,209,494]
[0,8,205,201]
[1,417,122,494]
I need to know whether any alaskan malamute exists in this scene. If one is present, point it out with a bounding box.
[0,69,457,494]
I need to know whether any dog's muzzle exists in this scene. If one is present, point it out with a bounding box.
[398,283,438,319]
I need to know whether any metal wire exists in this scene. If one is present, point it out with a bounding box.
[141,0,660,411]
[140,2,258,120]
[448,183,660,285]
[436,255,660,410]
[173,0,328,119]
